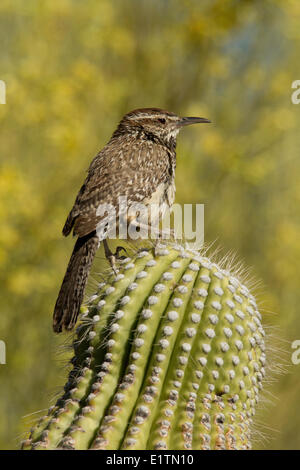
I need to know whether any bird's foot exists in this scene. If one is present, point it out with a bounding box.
[136,246,151,254]
[114,245,129,260]
[103,240,129,275]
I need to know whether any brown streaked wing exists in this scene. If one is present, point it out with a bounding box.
[70,138,172,238]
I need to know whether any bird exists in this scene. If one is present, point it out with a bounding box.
[53,107,210,333]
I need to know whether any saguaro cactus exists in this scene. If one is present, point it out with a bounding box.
[22,243,266,450]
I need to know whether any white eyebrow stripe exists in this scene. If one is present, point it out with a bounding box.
[128,113,178,121]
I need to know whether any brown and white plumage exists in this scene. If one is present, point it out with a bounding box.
[53,108,210,333]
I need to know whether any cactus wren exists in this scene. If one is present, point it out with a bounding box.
[53,108,210,333]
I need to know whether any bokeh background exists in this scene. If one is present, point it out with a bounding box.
[0,0,299,450]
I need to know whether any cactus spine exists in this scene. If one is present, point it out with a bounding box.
[22,244,266,450]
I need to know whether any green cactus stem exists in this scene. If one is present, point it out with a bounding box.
[22,243,266,450]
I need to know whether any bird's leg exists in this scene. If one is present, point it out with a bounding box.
[159,227,175,240]
[103,240,129,274]
[103,239,118,274]
[129,219,175,248]
[151,225,175,244]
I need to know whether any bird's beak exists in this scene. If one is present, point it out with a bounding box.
[177,116,211,127]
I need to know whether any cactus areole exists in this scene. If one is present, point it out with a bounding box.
[22,244,266,450]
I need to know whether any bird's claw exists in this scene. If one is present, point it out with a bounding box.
[114,246,128,260]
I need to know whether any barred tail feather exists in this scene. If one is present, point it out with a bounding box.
[53,232,99,333]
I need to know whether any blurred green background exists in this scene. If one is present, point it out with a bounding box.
[0,0,299,450]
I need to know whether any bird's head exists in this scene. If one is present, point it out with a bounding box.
[114,108,211,147]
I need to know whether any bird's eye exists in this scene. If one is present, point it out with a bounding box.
[158,118,166,124]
